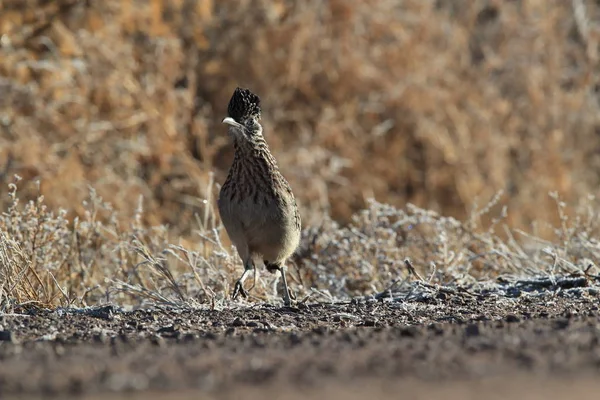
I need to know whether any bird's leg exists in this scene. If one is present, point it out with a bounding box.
[248,260,257,292]
[279,265,293,307]
[232,258,254,300]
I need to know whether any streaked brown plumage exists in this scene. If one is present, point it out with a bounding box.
[218,87,301,306]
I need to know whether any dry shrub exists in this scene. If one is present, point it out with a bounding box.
[2,179,599,309]
[0,179,235,309]
[295,194,600,300]
[1,0,600,239]
[294,204,473,299]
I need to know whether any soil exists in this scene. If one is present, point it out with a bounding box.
[1,290,600,399]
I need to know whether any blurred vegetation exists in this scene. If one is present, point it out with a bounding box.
[1,0,600,239]
[3,0,600,308]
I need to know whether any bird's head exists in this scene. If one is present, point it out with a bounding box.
[223,87,262,139]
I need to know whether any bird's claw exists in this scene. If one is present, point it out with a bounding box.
[288,288,297,301]
[232,280,249,300]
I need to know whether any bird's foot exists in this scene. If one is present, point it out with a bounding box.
[282,287,296,307]
[232,266,254,301]
[232,280,249,300]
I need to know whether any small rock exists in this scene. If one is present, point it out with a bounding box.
[400,326,419,338]
[0,330,13,342]
[465,324,480,337]
[261,321,273,329]
[427,323,444,336]
[225,327,236,336]
[231,317,245,327]
[362,319,377,327]
[157,325,178,334]
[312,326,328,335]
[88,305,115,321]
[180,333,196,342]
[505,314,520,323]
[289,333,302,346]
[553,318,570,330]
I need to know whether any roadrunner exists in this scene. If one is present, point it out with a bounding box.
[218,87,301,306]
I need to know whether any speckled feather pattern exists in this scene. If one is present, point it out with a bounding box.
[218,88,301,270]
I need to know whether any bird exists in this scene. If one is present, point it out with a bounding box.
[218,87,301,306]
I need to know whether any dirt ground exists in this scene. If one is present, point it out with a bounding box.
[1,291,600,399]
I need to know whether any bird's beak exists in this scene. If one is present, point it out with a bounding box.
[222,117,242,128]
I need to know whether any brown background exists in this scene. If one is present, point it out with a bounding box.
[1,0,599,240]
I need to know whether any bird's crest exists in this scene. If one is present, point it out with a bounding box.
[227,87,261,123]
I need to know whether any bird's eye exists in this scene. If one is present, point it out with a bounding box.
[245,118,258,130]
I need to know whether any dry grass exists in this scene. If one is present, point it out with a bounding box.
[0,178,235,309]
[2,0,600,309]
[1,177,599,310]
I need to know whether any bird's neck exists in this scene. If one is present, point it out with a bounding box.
[232,135,279,171]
